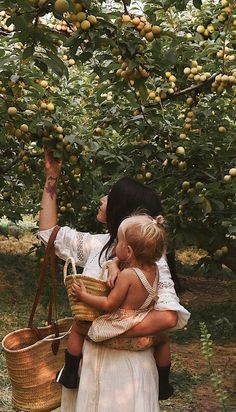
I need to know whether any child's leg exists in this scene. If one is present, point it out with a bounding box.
[56,320,84,389]
[67,320,84,356]
[154,333,174,400]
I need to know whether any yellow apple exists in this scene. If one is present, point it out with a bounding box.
[47,103,55,112]
[182,181,190,190]
[176,146,185,155]
[55,0,69,14]
[77,12,87,22]
[224,174,231,183]
[229,168,236,176]
[20,124,29,133]
[87,15,97,25]
[81,20,91,30]
[152,25,161,35]
[8,106,17,115]
[196,25,205,34]
[68,58,76,65]
[218,126,226,133]
[122,14,131,23]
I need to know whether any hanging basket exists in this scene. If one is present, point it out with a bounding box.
[2,226,73,411]
[2,318,72,412]
[64,257,109,321]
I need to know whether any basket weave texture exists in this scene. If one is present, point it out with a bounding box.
[65,274,109,321]
[101,335,159,351]
[2,318,72,412]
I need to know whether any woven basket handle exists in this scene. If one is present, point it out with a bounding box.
[28,225,61,329]
[63,257,77,284]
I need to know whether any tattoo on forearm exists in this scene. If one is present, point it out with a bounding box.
[45,176,58,199]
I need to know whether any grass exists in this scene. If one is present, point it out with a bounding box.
[172,301,236,344]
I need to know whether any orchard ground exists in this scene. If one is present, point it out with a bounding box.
[0,226,235,412]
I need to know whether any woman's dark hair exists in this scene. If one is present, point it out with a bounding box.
[106,177,162,246]
[99,176,181,292]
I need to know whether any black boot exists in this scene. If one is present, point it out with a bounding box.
[56,349,82,389]
[158,364,174,400]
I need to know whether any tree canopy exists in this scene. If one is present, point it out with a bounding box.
[0,0,235,273]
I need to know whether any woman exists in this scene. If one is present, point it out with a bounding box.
[38,152,190,412]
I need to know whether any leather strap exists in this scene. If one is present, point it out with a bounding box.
[28,225,61,328]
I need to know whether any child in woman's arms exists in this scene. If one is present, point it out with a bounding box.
[57,213,173,400]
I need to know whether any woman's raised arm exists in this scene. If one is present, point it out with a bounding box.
[39,151,62,230]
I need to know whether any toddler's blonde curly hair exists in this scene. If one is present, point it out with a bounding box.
[119,213,166,264]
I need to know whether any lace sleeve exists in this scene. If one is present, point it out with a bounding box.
[155,256,191,330]
[38,226,91,267]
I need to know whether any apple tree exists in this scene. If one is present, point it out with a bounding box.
[0,0,235,274]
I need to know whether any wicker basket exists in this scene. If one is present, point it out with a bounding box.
[64,257,109,321]
[2,318,72,412]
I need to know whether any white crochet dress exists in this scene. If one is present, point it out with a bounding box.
[88,267,159,342]
[39,227,191,412]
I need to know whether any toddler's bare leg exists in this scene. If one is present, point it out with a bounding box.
[153,332,171,366]
[67,320,85,356]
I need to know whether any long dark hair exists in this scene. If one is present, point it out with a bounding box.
[99,177,181,292]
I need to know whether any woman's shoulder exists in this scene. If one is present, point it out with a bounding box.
[87,232,110,246]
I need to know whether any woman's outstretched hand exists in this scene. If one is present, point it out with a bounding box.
[44,149,62,178]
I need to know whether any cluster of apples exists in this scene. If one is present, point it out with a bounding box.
[178,97,197,139]
[217,0,235,23]
[0,80,6,93]
[37,98,55,111]
[211,70,236,96]
[183,108,195,131]
[147,71,178,102]
[224,167,236,183]
[65,0,97,31]
[170,146,187,172]
[183,61,211,83]
[35,79,49,88]
[196,23,215,38]
[115,58,149,81]
[216,46,235,61]
[0,10,14,32]
[38,1,98,34]
[121,14,161,43]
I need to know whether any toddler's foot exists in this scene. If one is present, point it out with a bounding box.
[56,349,81,389]
[56,365,79,389]
[159,383,174,400]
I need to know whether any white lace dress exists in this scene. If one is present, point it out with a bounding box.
[39,226,191,412]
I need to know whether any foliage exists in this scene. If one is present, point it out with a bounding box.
[200,322,230,412]
[0,0,236,273]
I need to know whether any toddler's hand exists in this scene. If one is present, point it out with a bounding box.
[71,280,86,301]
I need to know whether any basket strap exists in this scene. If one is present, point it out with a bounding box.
[50,242,60,354]
[28,225,61,329]
[51,321,60,355]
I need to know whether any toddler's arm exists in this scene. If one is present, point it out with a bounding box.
[71,269,131,312]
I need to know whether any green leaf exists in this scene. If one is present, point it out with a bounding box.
[22,45,35,60]
[165,50,178,65]
[193,0,202,9]
[77,52,93,63]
